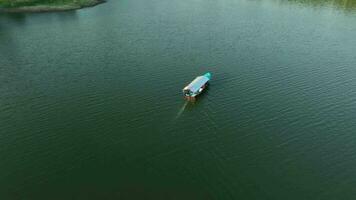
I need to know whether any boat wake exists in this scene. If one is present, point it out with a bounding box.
[175,101,189,120]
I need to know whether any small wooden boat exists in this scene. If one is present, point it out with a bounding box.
[183,72,211,99]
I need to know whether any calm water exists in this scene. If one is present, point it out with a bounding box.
[1,0,356,199]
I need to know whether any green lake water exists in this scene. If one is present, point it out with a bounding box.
[1,0,356,199]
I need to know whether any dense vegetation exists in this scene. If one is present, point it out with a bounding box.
[0,0,100,8]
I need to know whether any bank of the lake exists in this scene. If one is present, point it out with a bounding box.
[0,0,105,13]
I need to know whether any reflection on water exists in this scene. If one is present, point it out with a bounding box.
[0,13,26,63]
[277,0,356,11]
[0,12,26,24]
[0,10,78,24]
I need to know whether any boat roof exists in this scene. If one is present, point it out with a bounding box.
[183,76,209,93]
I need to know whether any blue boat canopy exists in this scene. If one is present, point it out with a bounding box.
[183,73,211,93]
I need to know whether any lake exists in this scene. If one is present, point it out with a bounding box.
[1,0,356,199]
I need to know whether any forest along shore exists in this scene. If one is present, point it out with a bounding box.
[0,0,105,13]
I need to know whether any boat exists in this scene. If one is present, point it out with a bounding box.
[183,72,211,99]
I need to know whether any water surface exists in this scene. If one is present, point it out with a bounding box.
[1,0,356,199]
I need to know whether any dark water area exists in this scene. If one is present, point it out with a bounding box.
[1,0,356,199]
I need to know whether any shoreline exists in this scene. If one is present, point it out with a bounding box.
[0,0,105,13]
